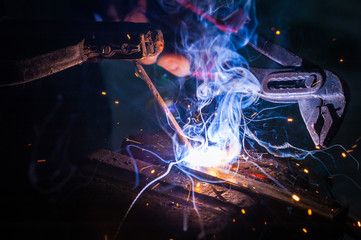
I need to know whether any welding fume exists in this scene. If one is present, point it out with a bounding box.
[1,0,359,239]
[0,0,346,153]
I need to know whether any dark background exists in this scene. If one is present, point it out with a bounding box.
[1,0,361,239]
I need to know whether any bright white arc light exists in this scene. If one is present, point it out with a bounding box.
[182,146,239,168]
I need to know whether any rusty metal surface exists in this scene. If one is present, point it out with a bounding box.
[88,149,256,238]
[119,132,344,219]
[85,146,346,239]
[74,130,355,239]
[93,147,342,220]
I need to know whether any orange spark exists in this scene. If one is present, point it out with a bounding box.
[37,159,46,163]
[151,169,155,174]
[114,100,119,104]
[287,118,293,122]
[275,30,281,35]
[241,209,246,214]
[151,183,160,190]
[342,152,347,158]
[101,91,107,95]
[304,169,309,174]
[125,137,141,144]
[292,194,300,202]
[311,80,321,87]
[308,209,312,216]
[302,228,307,233]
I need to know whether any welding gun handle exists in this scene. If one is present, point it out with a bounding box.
[3,41,88,86]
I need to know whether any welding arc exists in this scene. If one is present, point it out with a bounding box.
[134,61,193,150]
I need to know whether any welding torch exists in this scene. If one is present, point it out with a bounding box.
[0,20,164,86]
[0,20,192,149]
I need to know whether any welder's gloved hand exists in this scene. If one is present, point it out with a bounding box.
[156,53,191,77]
[106,0,192,77]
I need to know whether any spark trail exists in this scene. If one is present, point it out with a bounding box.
[114,0,361,238]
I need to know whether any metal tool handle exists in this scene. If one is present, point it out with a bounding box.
[0,21,163,86]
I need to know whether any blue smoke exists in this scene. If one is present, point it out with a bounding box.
[157,0,260,167]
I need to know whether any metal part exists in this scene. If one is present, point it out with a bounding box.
[84,23,164,61]
[261,71,323,96]
[248,36,303,67]
[134,62,192,149]
[250,67,346,148]
[174,0,347,148]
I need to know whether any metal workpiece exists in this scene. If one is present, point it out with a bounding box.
[85,147,346,238]
[118,132,344,219]
[79,131,353,239]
